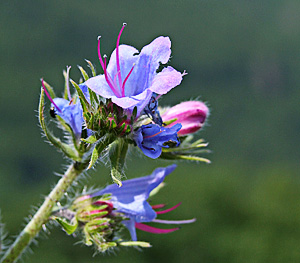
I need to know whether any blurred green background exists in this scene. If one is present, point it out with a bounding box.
[1,0,300,262]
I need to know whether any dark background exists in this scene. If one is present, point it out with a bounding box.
[1,1,300,262]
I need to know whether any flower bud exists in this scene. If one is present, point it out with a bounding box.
[162,101,209,136]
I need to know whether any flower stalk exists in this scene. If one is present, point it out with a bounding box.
[0,162,88,263]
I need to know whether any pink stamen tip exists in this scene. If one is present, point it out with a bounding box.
[116,23,127,94]
[152,204,166,209]
[41,79,62,113]
[135,223,179,234]
[156,202,182,215]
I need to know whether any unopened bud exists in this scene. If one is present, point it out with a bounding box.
[162,101,209,136]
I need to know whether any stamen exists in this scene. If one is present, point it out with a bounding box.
[152,204,166,209]
[144,130,164,139]
[97,36,105,70]
[66,66,72,101]
[41,79,62,113]
[135,223,179,234]
[156,202,182,215]
[121,63,135,97]
[116,23,127,93]
[103,55,120,97]
[152,218,196,224]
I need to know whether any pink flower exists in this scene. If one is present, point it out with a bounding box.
[162,101,209,136]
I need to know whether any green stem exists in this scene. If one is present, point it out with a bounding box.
[1,162,87,263]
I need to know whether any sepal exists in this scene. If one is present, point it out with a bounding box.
[119,241,151,248]
[87,135,114,169]
[53,216,78,235]
[160,136,210,163]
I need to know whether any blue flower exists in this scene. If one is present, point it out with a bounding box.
[84,23,183,117]
[51,98,84,140]
[84,165,195,241]
[42,79,87,140]
[135,123,182,159]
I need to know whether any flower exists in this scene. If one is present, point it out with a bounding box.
[162,101,209,136]
[83,164,195,241]
[42,78,85,140]
[135,123,182,159]
[84,23,183,117]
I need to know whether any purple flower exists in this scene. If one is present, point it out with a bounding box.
[84,23,183,116]
[135,123,182,159]
[52,98,84,139]
[42,79,85,140]
[162,101,209,136]
[83,164,195,241]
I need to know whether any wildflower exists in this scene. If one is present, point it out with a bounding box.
[162,101,209,136]
[135,123,182,159]
[84,23,183,117]
[42,78,85,140]
[81,164,195,241]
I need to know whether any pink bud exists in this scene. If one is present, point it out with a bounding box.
[162,101,209,136]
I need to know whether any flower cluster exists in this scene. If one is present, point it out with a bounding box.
[39,23,210,252]
[53,165,195,251]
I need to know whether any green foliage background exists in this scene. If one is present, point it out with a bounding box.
[1,1,300,262]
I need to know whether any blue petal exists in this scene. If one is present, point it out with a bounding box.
[85,74,116,98]
[122,217,137,241]
[52,98,84,139]
[90,165,177,224]
[124,36,172,97]
[149,66,183,95]
[135,123,182,159]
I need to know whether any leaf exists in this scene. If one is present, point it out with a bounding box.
[87,136,114,169]
[41,79,56,98]
[108,139,128,186]
[119,241,151,248]
[70,79,91,113]
[85,59,96,77]
[81,134,97,144]
[78,65,89,81]
[53,217,78,235]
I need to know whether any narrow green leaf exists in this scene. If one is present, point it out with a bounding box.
[87,136,114,169]
[41,79,56,98]
[175,155,211,163]
[119,241,151,248]
[85,59,96,77]
[56,115,80,150]
[53,217,78,235]
[78,65,89,81]
[81,135,97,144]
[70,79,91,112]
[88,88,99,106]
[108,139,128,186]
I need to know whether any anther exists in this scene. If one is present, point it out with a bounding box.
[123,22,127,26]
[97,36,101,41]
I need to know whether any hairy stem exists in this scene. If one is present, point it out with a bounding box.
[0,162,87,263]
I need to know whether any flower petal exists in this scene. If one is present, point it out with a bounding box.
[139,36,171,67]
[91,165,177,222]
[106,44,139,86]
[124,36,172,96]
[52,98,83,139]
[149,66,183,95]
[85,74,116,98]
